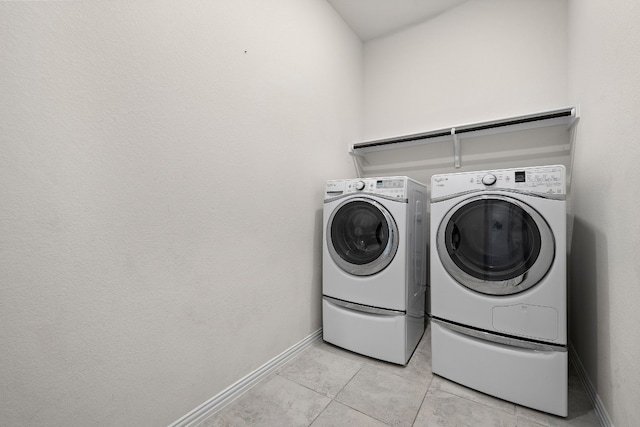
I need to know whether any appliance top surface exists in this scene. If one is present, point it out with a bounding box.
[325,176,425,200]
[431,165,566,200]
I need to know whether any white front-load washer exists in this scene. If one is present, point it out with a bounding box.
[322,176,427,365]
[430,165,568,417]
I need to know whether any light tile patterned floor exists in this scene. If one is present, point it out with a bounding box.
[201,325,601,426]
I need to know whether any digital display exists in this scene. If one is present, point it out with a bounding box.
[377,179,400,188]
[515,171,526,183]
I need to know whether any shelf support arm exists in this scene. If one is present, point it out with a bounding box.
[349,144,365,177]
[452,128,461,168]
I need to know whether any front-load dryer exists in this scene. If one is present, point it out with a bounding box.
[430,165,568,416]
[322,176,427,365]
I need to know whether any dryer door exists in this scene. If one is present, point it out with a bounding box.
[436,195,554,295]
[327,197,399,276]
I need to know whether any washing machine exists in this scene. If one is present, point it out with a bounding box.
[322,176,427,365]
[430,165,568,417]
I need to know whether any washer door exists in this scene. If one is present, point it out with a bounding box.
[327,197,399,276]
[437,195,554,295]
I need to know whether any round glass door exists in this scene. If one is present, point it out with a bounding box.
[437,195,554,295]
[327,197,398,276]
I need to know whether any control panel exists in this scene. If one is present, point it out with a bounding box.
[431,165,566,199]
[325,177,409,199]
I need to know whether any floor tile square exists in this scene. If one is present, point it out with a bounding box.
[335,365,428,426]
[310,401,387,427]
[201,375,330,427]
[414,387,517,426]
[278,343,363,398]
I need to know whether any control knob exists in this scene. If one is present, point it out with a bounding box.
[355,181,366,191]
[482,174,497,186]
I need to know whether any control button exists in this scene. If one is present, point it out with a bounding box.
[355,181,365,191]
[482,174,497,186]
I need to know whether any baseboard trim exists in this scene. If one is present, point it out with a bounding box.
[569,342,614,427]
[168,328,323,427]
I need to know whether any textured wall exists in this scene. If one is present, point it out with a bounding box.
[567,0,640,425]
[0,1,361,425]
[363,0,568,141]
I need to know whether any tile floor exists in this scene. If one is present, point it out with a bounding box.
[201,324,601,426]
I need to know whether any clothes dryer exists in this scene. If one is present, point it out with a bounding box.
[322,176,427,365]
[430,165,567,416]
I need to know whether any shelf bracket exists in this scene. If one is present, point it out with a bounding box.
[451,128,461,168]
[349,144,365,177]
[567,105,580,130]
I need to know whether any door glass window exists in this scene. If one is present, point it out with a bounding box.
[331,201,389,265]
[444,199,542,281]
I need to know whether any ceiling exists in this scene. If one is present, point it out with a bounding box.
[327,0,468,41]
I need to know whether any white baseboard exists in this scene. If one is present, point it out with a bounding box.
[569,342,614,427]
[168,328,323,427]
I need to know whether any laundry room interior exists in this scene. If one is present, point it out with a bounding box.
[1,1,639,426]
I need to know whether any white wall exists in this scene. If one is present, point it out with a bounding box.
[363,0,568,141]
[0,1,361,425]
[567,0,640,425]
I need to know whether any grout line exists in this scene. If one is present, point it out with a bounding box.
[410,376,434,427]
